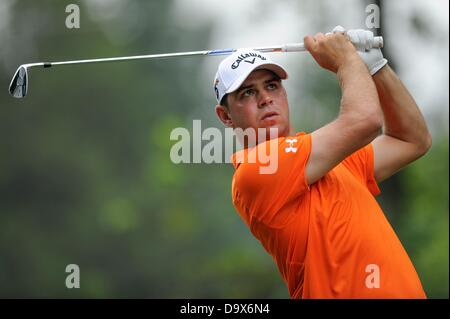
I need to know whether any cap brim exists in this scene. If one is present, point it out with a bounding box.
[225,63,288,95]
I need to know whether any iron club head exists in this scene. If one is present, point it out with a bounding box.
[9,65,28,98]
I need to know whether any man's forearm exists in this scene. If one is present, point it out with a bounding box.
[373,65,432,150]
[338,56,383,126]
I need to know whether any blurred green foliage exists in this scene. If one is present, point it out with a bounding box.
[0,0,448,298]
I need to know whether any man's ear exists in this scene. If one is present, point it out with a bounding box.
[215,105,233,127]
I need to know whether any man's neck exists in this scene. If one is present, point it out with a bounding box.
[239,126,294,149]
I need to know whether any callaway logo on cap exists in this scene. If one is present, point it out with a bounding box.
[213,50,288,104]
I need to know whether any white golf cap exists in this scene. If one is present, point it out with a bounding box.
[213,50,288,104]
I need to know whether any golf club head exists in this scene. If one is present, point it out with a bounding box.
[9,65,28,98]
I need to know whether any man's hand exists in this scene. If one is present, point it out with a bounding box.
[346,28,388,75]
[304,30,362,74]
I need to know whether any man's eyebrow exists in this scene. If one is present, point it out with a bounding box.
[236,83,254,95]
[236,77,281,95]
[265,76,281,83]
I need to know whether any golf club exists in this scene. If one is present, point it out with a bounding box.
[9,36,383,98]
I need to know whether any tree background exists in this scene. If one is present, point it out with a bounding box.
[0,0,448,298]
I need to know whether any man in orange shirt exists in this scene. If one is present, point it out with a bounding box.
[213,27,431,298]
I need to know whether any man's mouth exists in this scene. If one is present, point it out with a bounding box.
[261,111,279,121]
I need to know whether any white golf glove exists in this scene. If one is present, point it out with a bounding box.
[329,26,388,75]
[346,28,388,75]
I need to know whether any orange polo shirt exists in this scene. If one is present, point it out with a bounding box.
[231,132,426,298]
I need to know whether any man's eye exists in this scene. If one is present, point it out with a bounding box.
[267,83,278,90]
[243,89,254,97]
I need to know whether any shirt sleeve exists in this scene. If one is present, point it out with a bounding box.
[232,133,312,225]
[341,143,381,196]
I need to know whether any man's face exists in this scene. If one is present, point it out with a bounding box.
[216,69,292,141]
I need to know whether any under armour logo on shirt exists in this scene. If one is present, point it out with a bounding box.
[285,138,298,153]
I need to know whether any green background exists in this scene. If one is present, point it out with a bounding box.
[0,0,448,298]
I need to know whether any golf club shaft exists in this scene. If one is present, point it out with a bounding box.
[24,45,299,69]
[19,37,383,69]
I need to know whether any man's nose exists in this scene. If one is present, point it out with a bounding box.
[258,90,273,108]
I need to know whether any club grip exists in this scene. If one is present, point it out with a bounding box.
[282,35,383,52]
[281,43,306,52]
[372,36,384,49]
